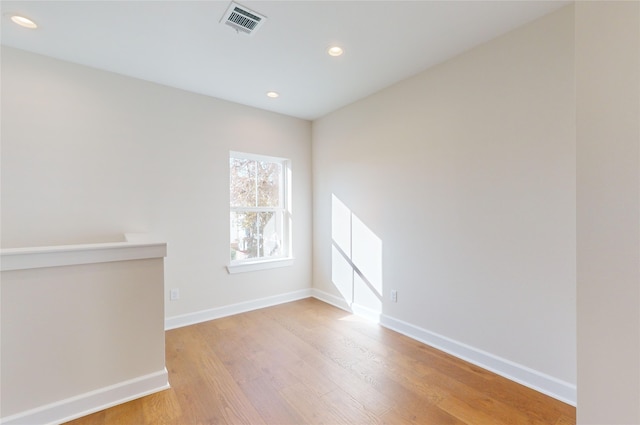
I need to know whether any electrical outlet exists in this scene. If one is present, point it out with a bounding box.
[391,290,398,303]
[170,288,180,301]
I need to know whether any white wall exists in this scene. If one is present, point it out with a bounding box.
[0,47,313,320]
[312,5,576,401]
[576,2,640,423]
[1,248,167,423]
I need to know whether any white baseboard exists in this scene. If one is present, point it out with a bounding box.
[310,288,352,312]
[309,288,379,324]
[166,288,574,407]
[380,314,576,406]
[350,303,383,323]
[0,369,169,425]
[165,288,313,330]
[309,289,576,406]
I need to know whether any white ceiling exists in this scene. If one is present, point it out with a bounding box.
[1,1,570,120]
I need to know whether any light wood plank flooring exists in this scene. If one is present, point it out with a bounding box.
[65,298,575,424]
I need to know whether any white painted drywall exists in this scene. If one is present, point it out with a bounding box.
[0,47,313,320]
[1,255,166,420]
[576,2,640,423]
[312,5,576,393]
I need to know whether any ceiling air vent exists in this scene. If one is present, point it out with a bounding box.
[220,2,267,36]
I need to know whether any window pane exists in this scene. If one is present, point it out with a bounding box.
[260,211,282,257]
[230,211,283,260]
[257,161,281,207]
[230,211,259,260]
[230,158,256,207]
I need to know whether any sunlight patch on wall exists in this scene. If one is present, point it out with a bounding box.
[331,194,383,319]
[332,244,354,302]
[331,194,351,254]
[352,214,382,295]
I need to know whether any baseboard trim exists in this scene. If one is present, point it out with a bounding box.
[0,369,169,425]
[310,288,352,312]
[165,288,313,330]
[309,289,380,323]
[380,314,576,406]
[167,288,576,407]
[309,289,576,406]
[350,303,383,323]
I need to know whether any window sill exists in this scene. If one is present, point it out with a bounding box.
[226,257,294,274]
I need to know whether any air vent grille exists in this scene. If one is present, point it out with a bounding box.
[221,2,267,35]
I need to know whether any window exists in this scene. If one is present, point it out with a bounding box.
[229,152,291,272]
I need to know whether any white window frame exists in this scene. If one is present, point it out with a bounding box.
[227,151,293,274]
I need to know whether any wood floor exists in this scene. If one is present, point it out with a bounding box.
[65,298,575,425]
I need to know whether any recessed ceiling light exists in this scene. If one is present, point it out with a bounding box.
[266,91,279,99]
[327,46,344,57]
[10,15,37,29]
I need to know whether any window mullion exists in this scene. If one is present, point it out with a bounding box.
[254,160,259,209]
[256,212,261,258]
[255,160,260,258]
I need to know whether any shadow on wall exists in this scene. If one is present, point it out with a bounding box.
[331,194,383,321]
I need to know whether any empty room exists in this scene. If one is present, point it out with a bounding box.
[1,1,638,424]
